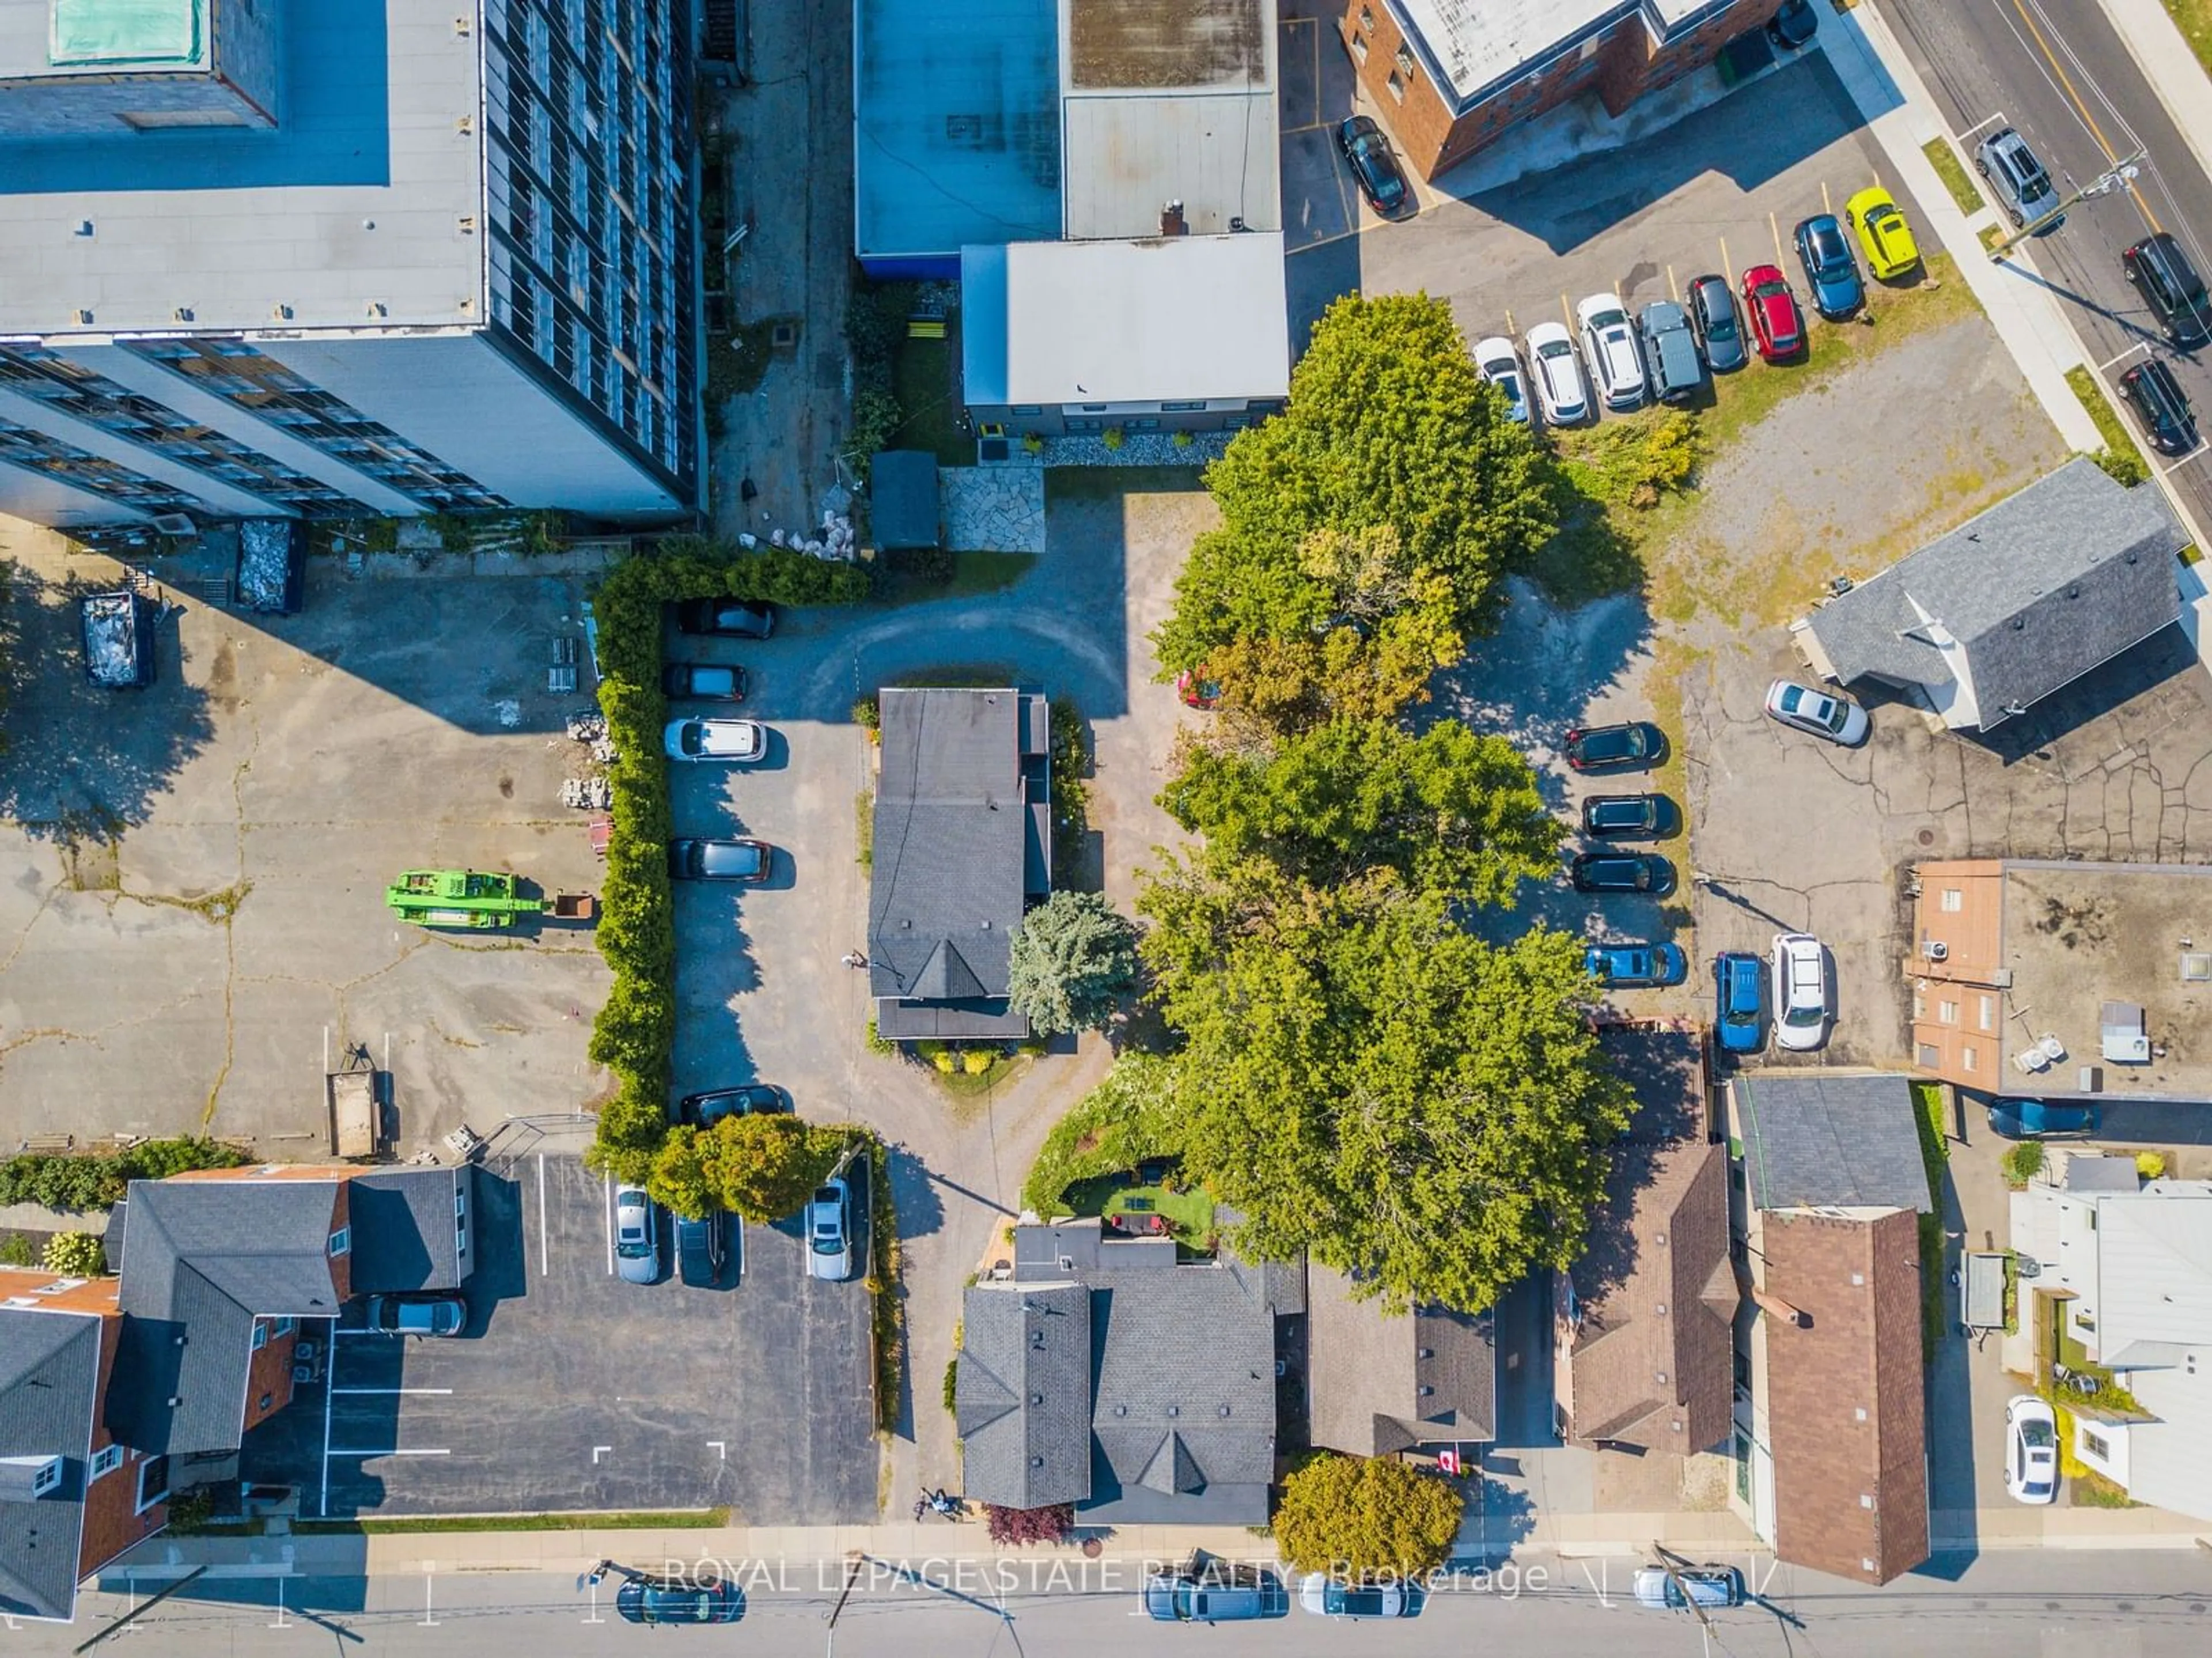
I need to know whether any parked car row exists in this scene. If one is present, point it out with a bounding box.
[1138,1561,1750,1623]
[1564,722,1685,989]
[1707,934,1832,1055]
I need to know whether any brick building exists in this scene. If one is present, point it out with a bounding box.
[1338,1,1788,180]
[1907,859,2212,1101]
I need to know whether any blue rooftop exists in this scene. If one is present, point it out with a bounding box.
[856,0,1062,268]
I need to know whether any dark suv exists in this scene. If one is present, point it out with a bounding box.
[1975,127,2062,231]
[2119,358,2197,455]
[676,597,777,638]
[1564,721,1666,773]
[2124,233,2210,347]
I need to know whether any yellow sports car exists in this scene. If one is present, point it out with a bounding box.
[1845,186,1920,280]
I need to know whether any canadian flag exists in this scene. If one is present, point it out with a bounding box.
[1435,1449,1463,1477]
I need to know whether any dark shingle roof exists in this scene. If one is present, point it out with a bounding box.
[956,1223,1278,1524]
[111,1179,342,1456]
[0,1309,99,1622]
[1806,458,2185,728]
[868,688,1049,1030]
[350,1168,472,1294]
[957,1282,1092,1509]
[1305,1263,1494,1455]
[870,451,940,550]
[1731,1074,1931,1214]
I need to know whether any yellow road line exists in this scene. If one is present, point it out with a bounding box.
[2008,0,2160,230]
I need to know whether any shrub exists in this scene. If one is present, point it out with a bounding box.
[2088,445,2150,488]
[1274,1454,1463,1577]
[843,388,904,480]
[983,1503,1075,1547]
[943,1354,960,1415]
[0,1138,249,1212]
[2135,1149,2166,1179]
[585,540,868,1180]
[1006,891,1140,1034]
[43,1232,105,1276]
[1022,432,1044,455]
[1172,429,1194,449]
[0,1234,34,1266]
[1101,426,1124,451]
[851,693,880,730]
[865,1018,895,1057]
[961,1048,993,1075]
[932,1049,957,1074]
[2002,1140,2047,1188]
[1021,1053,1183,1215]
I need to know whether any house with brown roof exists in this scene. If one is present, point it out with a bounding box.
[1724,1073,1931,1584]
[1556,1027,1734,1456]
[1305,1263,1494,1459]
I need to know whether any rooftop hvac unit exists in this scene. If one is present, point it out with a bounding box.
[150,512,197,537]
[1922,940,1948,962]
[2183,953,2212,982]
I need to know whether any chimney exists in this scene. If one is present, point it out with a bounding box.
[1160,200,1187,237]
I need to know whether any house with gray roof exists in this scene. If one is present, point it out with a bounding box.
[1306,1264,1495,1458]
[1726,1073,1933,1216]
[955,1220,1283,1521]
[1798,457,2187,732]
[868,687,1051,1040]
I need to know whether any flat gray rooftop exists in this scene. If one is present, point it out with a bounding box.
[0,1,480,337]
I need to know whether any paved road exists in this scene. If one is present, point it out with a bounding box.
[22,1549,2212,1656]
[1876,0,2212,529]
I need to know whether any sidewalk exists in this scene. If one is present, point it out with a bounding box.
[1815,5,2104,455]
[2100,0,2212,188]
[106,1502,2211,1588]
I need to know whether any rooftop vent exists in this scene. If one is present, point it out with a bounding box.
[2183,953,2212,982]
[1160,200,1187,237]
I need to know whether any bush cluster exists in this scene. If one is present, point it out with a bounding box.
[585,537,869,1183]
[0,1138,249,1213]
[1020,1053,1180,1216]
[983,1503,1075,1547]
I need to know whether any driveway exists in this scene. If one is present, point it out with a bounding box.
[0,523,611,1157]
[242,1145,876,1521]
[665,471,1218,1504]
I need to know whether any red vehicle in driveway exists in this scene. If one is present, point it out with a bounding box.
[1740,264,1805,361]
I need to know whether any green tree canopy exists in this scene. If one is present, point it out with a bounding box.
[1138,879,1628,1313]
[1006,891,1141,1035]
[1153,295,1556,698]
[1162,718,1560,907]
[649,1114,846,1223]
[1274,1453,1464,1578]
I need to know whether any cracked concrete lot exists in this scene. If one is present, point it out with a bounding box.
[0,524,611,1153]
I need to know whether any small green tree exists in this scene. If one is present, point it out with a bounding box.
[0,1234,35,1267]
[42,1232,107,1276]
[651,1114,844,1223]
[1274,1454,1464,1577]
[1006,891,1141,1035]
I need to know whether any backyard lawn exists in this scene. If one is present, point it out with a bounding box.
[1059,1178,1214,1246]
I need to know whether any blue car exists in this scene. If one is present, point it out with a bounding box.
[1793,214,1864,319]
[1585,942,1687,987]
[1713,951,1764,1054]
[1987,1098,2103,1139]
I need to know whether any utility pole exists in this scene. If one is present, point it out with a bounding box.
[1986,150,2145,260]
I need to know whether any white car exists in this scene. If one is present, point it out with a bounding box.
[1296,1573,1413,1618]
[1764,679,1869,747]
[1576,293,1647,411]
[1770,933,1829,1051]
[806,1177,854,1282]
[2005,1394,2059,1504]
[663,716,767,762]
[1524,322,1588,425]
[613,1187,660,1285]
[1473,335,1531,425]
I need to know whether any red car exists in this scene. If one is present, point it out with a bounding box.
[1739,264,1805,361]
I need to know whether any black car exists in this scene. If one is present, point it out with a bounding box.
[2119,358,2198,455]
[679,1084,787,1127]
[667,837,772,882]
[1570,852,1677,896]
[1687,273,1748,373]
[1336,115,1410,216]
[614,1576,744,1625]
[1564,721,1666,773]
[661,661,748,701]
[1581,793,1671,838]
[1768,0,1817,48]
[676,597,777,638]
[674,1209,728,1288]
[2124,232,2211,347]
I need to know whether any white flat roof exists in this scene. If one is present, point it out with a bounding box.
[0,2,482,338]
[1391,0,1712,107]
[1062,88,1279,239]
[969,233,1287,405]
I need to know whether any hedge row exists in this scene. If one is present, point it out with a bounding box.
[585,536,870,1183]
[0,1137,251,1213]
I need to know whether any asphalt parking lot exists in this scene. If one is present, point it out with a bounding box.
[0,521,611,1156]
[243,1148,876,1521]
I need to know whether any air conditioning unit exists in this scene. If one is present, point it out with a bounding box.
[291,1365,316,1384]
[150,512,198,537]
[1922,940,1948,962]
[293,1341,318,1362]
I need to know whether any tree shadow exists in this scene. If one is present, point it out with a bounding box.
[0,562,217,842]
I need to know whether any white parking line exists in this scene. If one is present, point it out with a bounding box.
[1958,110,2008,139]
[329,1387,454,1396]
[536,1151,549,1277]
[2097,341,2151,372]
[1821,179,1832,216]
[317,1333,334,1519]
[604,1172,616,1277]
[2161,444,2210,474]
[328,1447,452,1458]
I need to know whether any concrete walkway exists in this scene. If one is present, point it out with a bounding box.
[2101,0,2212,188]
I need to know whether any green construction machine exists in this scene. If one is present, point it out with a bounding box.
[385,869,548,929]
